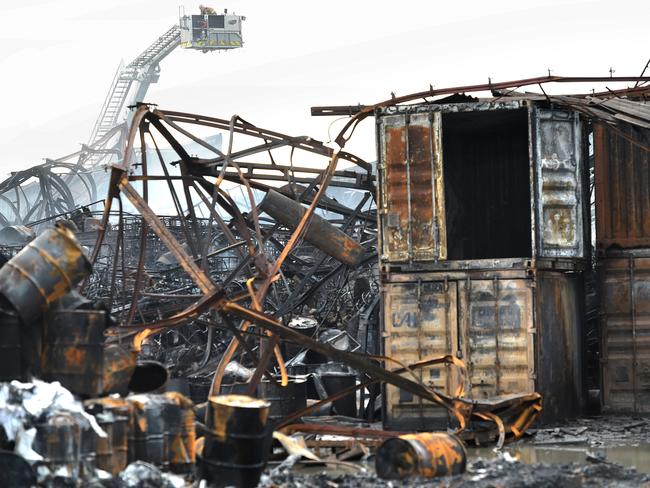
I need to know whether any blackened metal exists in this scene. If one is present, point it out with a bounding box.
[0,225,92,324]
[260,189,364,268]
[0,451,37,487]
[33,415,81,476]
[129,398,167,467]
[128,360,169,393]
[201,395,271,488]
[376,433,466,479]
[102,344,136,396]
[41,309,106,397]
[259,376,308,425]
[595,122,650,250]
[0,308,25,382]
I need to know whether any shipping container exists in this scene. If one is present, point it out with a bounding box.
[381,268,583,430]
[376,100,589,270]
[600,251,650,413]
[595,122,650,250]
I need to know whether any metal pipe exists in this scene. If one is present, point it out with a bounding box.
[259,189,364,267]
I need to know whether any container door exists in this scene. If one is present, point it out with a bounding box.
[601,256,650,413]
[532,108,585,258]
[382,279,458,429]
[459,278,535,399]
[378,112,446,263]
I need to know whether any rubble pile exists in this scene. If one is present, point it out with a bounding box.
[2,72,650,486]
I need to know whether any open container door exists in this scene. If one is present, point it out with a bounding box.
[532,107,585,259]
[377,111,447,263]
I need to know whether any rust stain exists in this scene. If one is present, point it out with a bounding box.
[64,347,86,367]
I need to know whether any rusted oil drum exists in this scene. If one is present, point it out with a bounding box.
[128,360,169,393]
[33,414,82,477]
[284,317,317,359]
[200,395,271,488]
[102,345,136,396]
[375,433,467,479]
[80,425,97,470]
[163,396,196,474]
[41,309,106,397]
[318,365,357,417]
[189,376,212,405]
[85,397,131,474]
[0,225,92,324]
[260,189,364,267]
[128,396,167,467]
[95,412,115,474]
[170,404,196,473]
[259,376,308,425]
[0,308,24,381]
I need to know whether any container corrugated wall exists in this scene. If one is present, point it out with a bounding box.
[595,122,650,250]
[382,279,457,429]
[382,270,582,429]
[459,278,535,399]
[377,112,446,263]
[382,273,537,429]
[600,253,650,413]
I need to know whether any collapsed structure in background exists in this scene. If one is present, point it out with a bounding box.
[0,72,650,486]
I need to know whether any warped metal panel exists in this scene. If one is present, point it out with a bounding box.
[533,108,585,258]
[601,255,650,413]
[459,278,535,399]
[382,279,457,429]
[378,112,446,263]
[595,122,650,249]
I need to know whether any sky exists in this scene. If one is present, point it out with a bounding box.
[0,0,648,176]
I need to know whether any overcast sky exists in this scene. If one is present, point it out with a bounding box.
[0,0,648,175]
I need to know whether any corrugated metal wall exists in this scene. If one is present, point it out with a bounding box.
[377,112,445,263]
[600,253,650,413]
[382,273,539,429]
[595,122,650,249]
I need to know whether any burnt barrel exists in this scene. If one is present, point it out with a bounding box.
[41,309,105,397]
[376,432,466,479]
[0,225,92,324]
[200,395,271,488]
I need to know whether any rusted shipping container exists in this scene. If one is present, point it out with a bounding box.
[382,268,583,429]
[376,101,589,269]
[600,252,650,413]
[594,122,650,250]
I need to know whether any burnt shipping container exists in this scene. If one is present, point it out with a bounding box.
[381,268,583,429]
[599,250,650,413]
[595,121,650,251]
[376,100,590,270]
[375,99,589,428]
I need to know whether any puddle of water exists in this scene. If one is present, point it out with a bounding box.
[469,443,650,474]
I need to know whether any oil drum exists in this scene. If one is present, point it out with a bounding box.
[33,414,82,478]
[375,432,467,479]
[199,395,271,488]
[0,225,92,324]
[259,376,307,425]
[0,308,24,382]
[41,309,105,397]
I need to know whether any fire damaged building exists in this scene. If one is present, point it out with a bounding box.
[1,62,650,486]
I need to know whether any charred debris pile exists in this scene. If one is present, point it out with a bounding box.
[0,75,649,486]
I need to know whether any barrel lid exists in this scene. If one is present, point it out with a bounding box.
[209,394,270,409]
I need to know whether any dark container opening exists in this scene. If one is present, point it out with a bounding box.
[442,109,532,260]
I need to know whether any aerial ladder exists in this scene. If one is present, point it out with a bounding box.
[87,9,245,151]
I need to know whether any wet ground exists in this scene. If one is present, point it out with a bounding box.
[261,416,650,487]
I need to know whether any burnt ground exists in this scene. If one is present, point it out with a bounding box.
[260,416,650,488]
[261,457,650,488]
